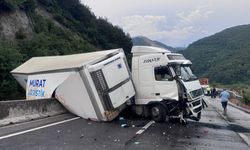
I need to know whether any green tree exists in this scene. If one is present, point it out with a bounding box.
[0,41,24,100]
[0,0,17,12]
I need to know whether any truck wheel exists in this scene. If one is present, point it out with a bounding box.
[150,104,166,122]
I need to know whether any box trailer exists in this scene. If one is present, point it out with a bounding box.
[11,49,135,121]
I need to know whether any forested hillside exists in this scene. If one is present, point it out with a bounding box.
[182,24,250,84]
[181,24,250,102]
[0,0,132,100]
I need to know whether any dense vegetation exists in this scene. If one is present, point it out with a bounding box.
[181,24,250,102]
[0,0,132,100]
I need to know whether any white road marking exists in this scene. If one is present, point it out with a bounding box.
[136,120,155,135]
[238,133,250,147]
[0,117,80,140]
[136,129,144,135]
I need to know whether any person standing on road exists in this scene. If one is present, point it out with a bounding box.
[211,87,217,98]
[219,89,230,114]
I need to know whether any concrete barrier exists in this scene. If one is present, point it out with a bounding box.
[0,99,68,126]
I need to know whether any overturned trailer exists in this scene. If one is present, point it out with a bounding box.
[11,49,135,121]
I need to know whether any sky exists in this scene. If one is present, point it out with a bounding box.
[80,0,250,47]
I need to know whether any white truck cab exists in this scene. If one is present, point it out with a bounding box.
[131,46,204,123]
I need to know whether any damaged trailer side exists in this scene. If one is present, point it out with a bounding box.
[11,49,135,121]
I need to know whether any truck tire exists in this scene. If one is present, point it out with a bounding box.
[150,104,166,122]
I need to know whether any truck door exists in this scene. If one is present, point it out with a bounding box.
[154,66,178,100]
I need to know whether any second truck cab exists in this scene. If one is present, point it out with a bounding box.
[131,46,204,123]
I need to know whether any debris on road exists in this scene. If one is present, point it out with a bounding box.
[203,128,209,134]
[114,139,120,142]
[80,134,84,139]
[185,136,191,139]
[119,117,129,128]
[134,141,140,145]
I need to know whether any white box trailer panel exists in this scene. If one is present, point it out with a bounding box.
[12,72,73,100]
[26,72,73,100]
[54,52,135,121]
[88,53,135,111]
[87,52,130,88]
[108,80,135,108]
[11,49,135,121]
[12,74,28,89]
[55,72,98,120]
[11,50,120,74]
[11,49,123,100]
[102,58,129,89]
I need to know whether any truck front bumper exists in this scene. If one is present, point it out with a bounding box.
[186,98,203,120]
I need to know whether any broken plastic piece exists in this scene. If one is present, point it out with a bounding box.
[134,141,140,145]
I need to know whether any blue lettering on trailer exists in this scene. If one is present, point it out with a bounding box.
[28,79,46,97]
[29,79,46,87]
[28,89,45,97]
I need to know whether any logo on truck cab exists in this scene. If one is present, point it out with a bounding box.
[143,58,160,64]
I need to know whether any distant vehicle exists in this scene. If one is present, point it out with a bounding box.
[12,46,204,123]
[199,78,210,95]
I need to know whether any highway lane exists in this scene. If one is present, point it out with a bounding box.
[206,96,250,147]
[0,97,249,150]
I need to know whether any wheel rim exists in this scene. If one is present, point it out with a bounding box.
[151,107,160,118]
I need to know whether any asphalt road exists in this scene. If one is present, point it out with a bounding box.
[0,97,249,150]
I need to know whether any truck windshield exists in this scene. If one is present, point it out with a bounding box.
[180,66,197,81]
[173,65,197,81]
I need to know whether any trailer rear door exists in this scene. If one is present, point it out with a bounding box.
[89,53,135,110]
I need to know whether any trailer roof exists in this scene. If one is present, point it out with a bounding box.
[11,49,121,74]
